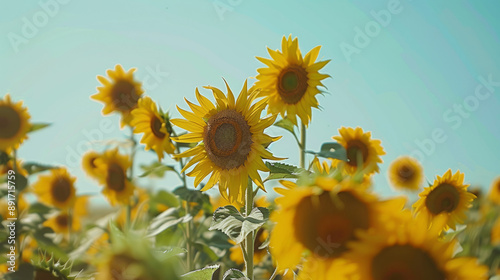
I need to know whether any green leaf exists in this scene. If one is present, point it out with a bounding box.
[28,202,52,215]
[139,162,176,178]
[156,247,187,261]
[151,190,180,209]
[274,118,296,135]
[307,142,347,161]
[193,242,219,262]
[264,162,308,181]
[173,186,212,214]
[223,269,249,280]
[209,206,269,244]
[147,208,192,237]
[22,162,58,175]
[28,123,51,133]
[180,265,220,280]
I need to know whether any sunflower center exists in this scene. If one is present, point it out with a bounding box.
[425,183,460,214]
[109,254,142,280]
[277,65,308,104]
[56,214,69,228]
[150,117,166,138]
[293,191,370,258]
[51,177,72,203]
[107,163,126,192]
[371,245,446,280]
[0,105,21,139]
[398,164,415,182]
[111,79,140,112]
[346,140,369,167]
[204,109,252,170]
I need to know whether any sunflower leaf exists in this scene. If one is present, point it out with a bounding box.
[264,162,309,181]
[139,162,176,178]
[180,265,220,280]
[209,206,269,244]
[307,142,347,161]
[274,118,296,134]
[223,268,249,280]
[147,207,192,237]
[28,122,51,133]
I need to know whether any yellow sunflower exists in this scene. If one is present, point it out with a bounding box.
[388,156,424,191]
[171,80,282,205]
[82,150,102,179]
[43,196,88,234]
[33,168,76,210]
[269,177,405,280]
[254,35,330,126]
[332,127,385,176]
[94,148,135,206]
[488,176,500,204]
[413,169,476,231]
[91,64,144,128]
[345,212,488,280]
[0,94,31,151]
[131,96,176,161]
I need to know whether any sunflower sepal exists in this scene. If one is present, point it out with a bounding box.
[34,249,76,280]
[28,122,51,134]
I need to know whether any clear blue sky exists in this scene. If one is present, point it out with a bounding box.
[1,0,499,204]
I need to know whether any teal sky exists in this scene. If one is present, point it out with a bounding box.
[1,0,499,204]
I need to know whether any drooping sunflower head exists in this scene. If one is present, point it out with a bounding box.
[488,176,500,204]
[131,96,176,161]
[345,212,488,280]
[43,211,82,234]
[333,127,385,176]
[413,169,476,231]
[94,148,135,206]
[0,94,31,151]
[82,150,102,180]
[388,156,424,191]
[171,80,282,205]
[33,168,76,210]
[91,65,144,128]
[254,35,330,126]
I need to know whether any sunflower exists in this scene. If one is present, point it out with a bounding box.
[131,96,176,161]
[345,212,488,280]
[0,94,31,151]
[413,169,476,231]
[254,35,330,126]
[82,150,103,180]
[488,176,500,204]
[269,177,405,280]
[94,148,135,206]
[171,80,282,204]
[388,156,424,191]
[33,168,77,210]
[91,64,144,128]
[43,196,88,234]
[332,127,385,176]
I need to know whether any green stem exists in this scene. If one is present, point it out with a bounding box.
[245,178,254,280]
[299,122,306,169]
[127,128,137,230]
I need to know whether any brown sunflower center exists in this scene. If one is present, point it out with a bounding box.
[51,177,72,203]
[107,163,126,192]
[294,191,370,258]
[56,214,69,228]
[150,117,166,138]
[346,140,369,167]
[204,109,252,170]
[34,269,61,280]
[111,79,140,112]
[425,183,460,214]
[277,65,308,104]
[109,254,144,280]
[371,245,446,280]
[398,164,415,182]
[0,105,21,139]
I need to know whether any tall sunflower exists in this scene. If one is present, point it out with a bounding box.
[345,212,488,280]
[269,177,405,280]
[171,80,282,204]
[82,150,102,179]
[0,94,31,151]
[413,169,476,231]
[131,96,175,161]
[33,168,76,210]
[333,127,385,176]
[388,156,424,191]
[91,65,144,128]
[488,176,500,204]
[254,35,330,126]
[94,148,135,206]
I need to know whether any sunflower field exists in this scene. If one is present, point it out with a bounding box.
[1,31,499,280]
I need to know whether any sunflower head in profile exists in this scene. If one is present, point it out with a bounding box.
[94,148,135,206]
[332,127,385,176]
[345,212,488,280]
[0,94,31,151]
[82,150,102,180]
[254,35,330,126]
[269,177,405,279]
[33,168,76,210]
[488,176,500,204]
[388,156,424,191]
[91,65,144,128]
[171,80,282,205]
[413,169,476,231]
[131,96,176,161]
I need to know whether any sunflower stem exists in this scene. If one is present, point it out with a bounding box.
[127,127,137,230]
[245,177,255,280]
[299,122,306,169]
